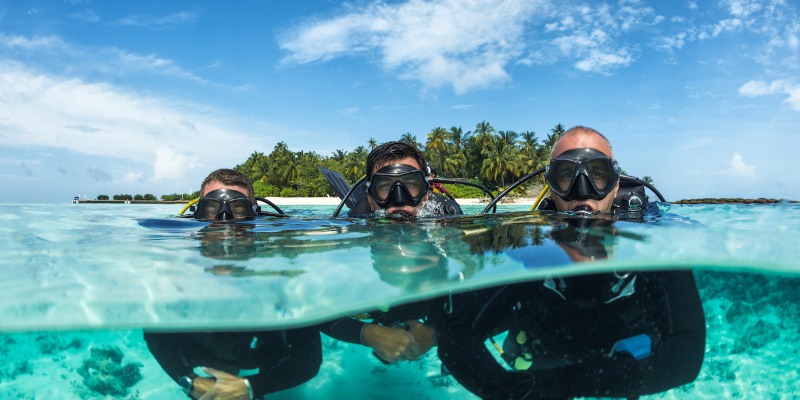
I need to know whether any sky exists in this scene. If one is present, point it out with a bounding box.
[1,0,799,203]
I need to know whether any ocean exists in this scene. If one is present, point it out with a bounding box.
[0,202,798,399]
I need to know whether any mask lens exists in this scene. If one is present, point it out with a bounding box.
[587,158,614,191]
[551,160,579,193]
[196,199,223,220]
[397,172,425,197]
[228,199,255,219]
[370,175,396,202]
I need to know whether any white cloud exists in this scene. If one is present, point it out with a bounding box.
[719,153,757,178]
[279,0,663,91]
[281,0,542,94]
[738,80,800,110]
[153,147,198,180]
[0,61,255,184]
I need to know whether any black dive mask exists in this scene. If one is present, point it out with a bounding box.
[545,148,620,201]
[367,164,430,209]
[194,189,258,222]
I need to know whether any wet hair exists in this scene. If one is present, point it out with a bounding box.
[366,141,428,179]
[551,126,614,159]
[200,168,256,203]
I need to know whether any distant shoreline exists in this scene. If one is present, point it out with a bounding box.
[72,197,797,205]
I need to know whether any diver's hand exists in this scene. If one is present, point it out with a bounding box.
[362,323,420,363]
[405,320,436,358]
[192,367,250,400]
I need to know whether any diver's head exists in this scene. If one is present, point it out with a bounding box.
[365,142,430,219]
[195,169,259,222]
[194,188,258,222]
[546,127,620,213]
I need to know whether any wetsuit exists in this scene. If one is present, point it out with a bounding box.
[325,191,462,351]
[144,327,322,398]
[436,270,706,399]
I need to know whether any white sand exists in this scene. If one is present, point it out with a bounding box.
[263,197,536,206]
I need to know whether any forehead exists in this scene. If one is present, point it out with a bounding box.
[373,156,421,173]
[553,133,613,158]
[202,181,251,197]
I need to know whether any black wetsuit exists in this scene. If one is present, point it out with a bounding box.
[144,327,322,398]
[325,191,462,349]
[436,270,706,399]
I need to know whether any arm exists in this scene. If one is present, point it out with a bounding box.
[247,327,323,397]
[321,316,425,363]
[436,285,538,399]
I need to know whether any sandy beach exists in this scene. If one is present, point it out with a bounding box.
[265,196,537,206]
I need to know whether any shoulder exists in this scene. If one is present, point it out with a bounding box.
[428,192,463,215]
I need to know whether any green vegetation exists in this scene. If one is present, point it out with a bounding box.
[236,122,568,199]
[96,122,651,201]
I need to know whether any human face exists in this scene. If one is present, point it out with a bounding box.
[550,134,619,213]
[366,156,429,217]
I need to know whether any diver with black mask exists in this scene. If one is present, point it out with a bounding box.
[145,169,322,400]
[347,141,462,220]
[436,126,706,399]
[320,142,464,366]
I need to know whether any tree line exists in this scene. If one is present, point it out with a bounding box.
[95,121,653,201]
[234,121,569,199]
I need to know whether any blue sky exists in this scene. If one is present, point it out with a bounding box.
[1,0,798,203]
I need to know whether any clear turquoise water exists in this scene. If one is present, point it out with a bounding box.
[0,202,798,398]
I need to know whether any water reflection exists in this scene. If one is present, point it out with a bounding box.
[18,212,800,398]
[436,214,707,399]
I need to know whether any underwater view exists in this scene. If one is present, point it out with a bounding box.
[1,202,799,399]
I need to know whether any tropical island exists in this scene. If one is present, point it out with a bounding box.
[73,120,794,205]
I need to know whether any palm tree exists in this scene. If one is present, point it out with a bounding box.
[481,139,522,189]
[425,126,448,173]
[473,120,496,152]
[269,142,298,187]
[343,146,368,182]
[399,132,421,149]
[448,126,470,153]
[368,137,378,150]
[641,176,654,185]
[442,151,467,177]
[544,123,565,155]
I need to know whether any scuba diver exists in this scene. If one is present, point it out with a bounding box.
[144,168,322,400]
[320,141,467,364]
[436,126,706,399]
[324,141,464,219]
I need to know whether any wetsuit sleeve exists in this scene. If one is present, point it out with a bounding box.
[436,285,543,399]
[248,327,323,397]
[143,332,194,384]
[319,317,368,344]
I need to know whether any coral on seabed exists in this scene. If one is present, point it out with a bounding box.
[77,345,143,396]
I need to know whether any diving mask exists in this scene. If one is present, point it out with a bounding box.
[545,148,620,201]
[194,189,258,221]
[367,164,430,209]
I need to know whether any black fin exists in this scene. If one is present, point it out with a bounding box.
[319,166,367,209]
